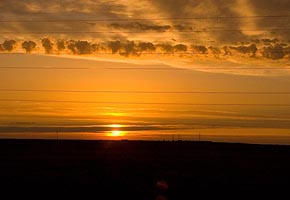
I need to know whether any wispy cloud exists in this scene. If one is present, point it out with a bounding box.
[0,0,289,75]
[1,38,289,76]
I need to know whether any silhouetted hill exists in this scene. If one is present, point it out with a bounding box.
[1,139,290,198]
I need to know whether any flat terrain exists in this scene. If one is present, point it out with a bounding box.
[1,139,290,198]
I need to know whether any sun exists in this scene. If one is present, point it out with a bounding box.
[106,124,126,137]
[108,130,125,137]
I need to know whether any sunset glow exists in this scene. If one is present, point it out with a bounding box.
[108,124,123,128]
[105,124,126,137]
[0,0,290,144]
[2,1,290,198]
[107,130,126,137]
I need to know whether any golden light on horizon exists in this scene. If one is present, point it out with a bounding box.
[108,124,123,128]
[104,112,126,117]
[1,0,290,146]
[105,124,126,137]
[107,130,126,137]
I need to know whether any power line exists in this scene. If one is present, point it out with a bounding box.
[1,15,289,22]
[0,99,290,107]
[0,66,289,70]
[1,29,289,34]
[0,106,288,120]
[0,89,290,95]
[0,66,184,70]
[0,52,287,55]
[0,52,235,55]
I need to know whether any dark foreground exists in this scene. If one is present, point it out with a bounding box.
[1,139,290,198]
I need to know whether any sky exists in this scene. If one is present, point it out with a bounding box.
[0,0,290,144]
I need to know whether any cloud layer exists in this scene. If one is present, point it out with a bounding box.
[0,0,289,75]
[1,38,289,60]
[0,0,289,43]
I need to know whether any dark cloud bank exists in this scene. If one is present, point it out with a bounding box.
[0,0,289,60]
[1,38,289,60]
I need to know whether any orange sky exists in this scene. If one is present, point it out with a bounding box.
[0,0,290,144]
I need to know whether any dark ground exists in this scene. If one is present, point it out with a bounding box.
[1,139,290,198]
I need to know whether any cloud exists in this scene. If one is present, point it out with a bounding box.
[191,45,208,54]
[172,24,193,31]
[41,38,54,53]
[0,0,289,45]
[56,39,66,51]
[229,44,257,57]
[1,40,17,51]
[156,43,174,53]
[0,0,289,76]
[0,0,131,41]
[0,125,173,133]
[208,46,221,54]
[74,40,93,54]
[138,42,156,52]
[262,44,288,60]
[107,41,157,55]
[3,37,290,63]
[151,0,290,44]
[67,40,78,54]
[222,46,232,56]
[120,41,139,56]
[174,44,188,52]
[108,40,122,54]
[261,38,279,45]
[250,0,290,40]
[67,40,93,54]
[109,22,171,32]
[0,1,128,16]
[22,41,37,53]
[108,22,194,33]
